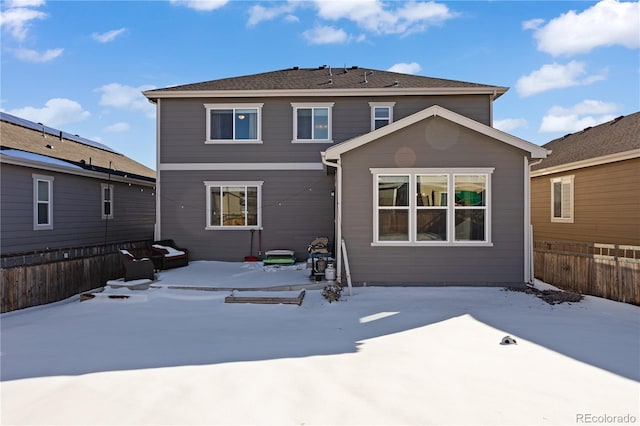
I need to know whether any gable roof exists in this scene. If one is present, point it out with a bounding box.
[144,66,508,100]
[0,112,155,182]
[322,105,549,160]
[531,112,640,173]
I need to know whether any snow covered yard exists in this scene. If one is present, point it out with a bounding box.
[1,261,638,425]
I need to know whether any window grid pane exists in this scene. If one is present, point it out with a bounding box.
[208,185,260,228]
[297,109,312,139]
[313,108,329,139]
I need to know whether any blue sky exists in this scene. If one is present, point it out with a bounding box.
[1,0,638,169]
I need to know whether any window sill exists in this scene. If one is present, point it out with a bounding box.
[205,140,263,145]
[291,140,334,144]
[550,218,574,223]
[371,241,493,247]
[205,226,262,231]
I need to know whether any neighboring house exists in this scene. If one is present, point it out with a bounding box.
[143,66,548,286]
[0,112,156,255]
[531,112,640,246]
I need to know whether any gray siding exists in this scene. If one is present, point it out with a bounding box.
[340,116,527,286]
[1,164,155,254]
[159,169,334,261]
[159,95,491,164]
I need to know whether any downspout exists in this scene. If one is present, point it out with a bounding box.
[525,157,544,284]
[321,151,342,283]
[154,98,161,241]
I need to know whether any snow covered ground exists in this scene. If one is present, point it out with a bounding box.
[1,261,639,425]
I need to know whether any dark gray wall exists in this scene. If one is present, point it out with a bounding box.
[158,95,491,164]
[340,116,527,286]
[159,169,335,262]
[1,164,155,254]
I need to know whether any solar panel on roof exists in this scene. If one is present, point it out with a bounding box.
[0,112,119,154]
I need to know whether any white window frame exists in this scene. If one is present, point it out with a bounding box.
[369,102,395,131]
[101,183,114,220]
[204,181,263,230]
[550,175,574,223]
[33,173,54,230]
[370,168,493,247]
[204,103,263,144]
[291,102,334,143]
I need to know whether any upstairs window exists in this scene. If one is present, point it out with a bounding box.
[551,176,574,223]
[369,102,395,130]
[204,181,262,229]
[205,103,263,143]
[33,174,54,230]
[291,103,333,143]
[102,184,114,219]
[372,168,493,246]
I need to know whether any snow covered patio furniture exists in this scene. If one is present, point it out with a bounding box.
[151,239,189,270]
[119,250,155,282]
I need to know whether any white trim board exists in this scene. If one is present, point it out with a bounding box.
[159,162,325,171]
[144,87,508,100]
[323,105,550,160]
[530,149,640,177]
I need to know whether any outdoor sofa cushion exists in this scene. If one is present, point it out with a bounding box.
[151,240,189,269]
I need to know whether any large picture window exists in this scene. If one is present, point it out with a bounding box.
[550,175,574,223]
[33,174,54,230]
[205,103,263,143]
[291,102,333,143]
[204,181,262,229]
[372,168,493,245]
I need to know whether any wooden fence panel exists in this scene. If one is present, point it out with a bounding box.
[534,240,640,305]
[1,241,151,313]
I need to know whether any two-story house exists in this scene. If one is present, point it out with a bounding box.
[143,66,548,286]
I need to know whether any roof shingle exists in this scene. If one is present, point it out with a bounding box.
[532,112,640,170]
[144,66,506,95]
[1,113,155,180]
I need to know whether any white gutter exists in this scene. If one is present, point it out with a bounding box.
[321,151,342,283]
[525,157,544,284]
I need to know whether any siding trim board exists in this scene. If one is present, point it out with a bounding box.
[324,105,549,160]
[531,148,640,177]
[159,163,324,171]
[146,87,507,100]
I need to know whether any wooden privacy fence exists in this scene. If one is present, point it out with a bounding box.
[534,240,640,305]
[1,240,151,313]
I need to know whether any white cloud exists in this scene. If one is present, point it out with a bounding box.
[302,25,349,45]
[516,61,606,97]
[522,18,544,30]
[92,28,126,43]
[0,6,46,41]
[13,47,63,62]
[5,0,45,7]
[95,83,156,118]
[6,98,90,127]
[539,100,619,133]
[530,0,640,56]
[493,118,528,132]
[104,122,130,133]
[169,0,228,11]
[387,62,422,74]
[247,3,297,26]
[313,0,456,35]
